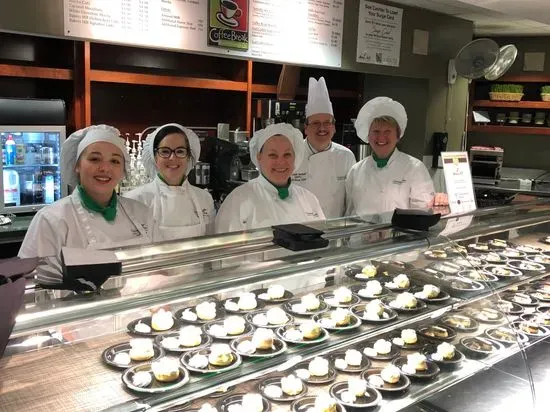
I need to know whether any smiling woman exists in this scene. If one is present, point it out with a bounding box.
[215,123,325,233]
[124,123,215,240]
[18,125,158,289]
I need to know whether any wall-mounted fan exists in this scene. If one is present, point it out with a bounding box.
[446,39,518,150]
[449,39,518,83]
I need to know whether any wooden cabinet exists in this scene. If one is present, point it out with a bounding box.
[470,75,550,136]
[0,32,363,139]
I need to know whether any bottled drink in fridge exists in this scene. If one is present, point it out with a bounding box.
[32,171,44,204]
[44,173,55,204]
[5,135,16,165]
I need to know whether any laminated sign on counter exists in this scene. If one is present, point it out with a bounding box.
[208,0,249,50]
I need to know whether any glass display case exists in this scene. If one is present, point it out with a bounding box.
[0,126,66,213]
[3,201,550,412]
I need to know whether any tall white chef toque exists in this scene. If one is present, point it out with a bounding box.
[61,124,128,188]
[354,96,408,142]
[142,123,201,179]
[249,123,305,171]
[305,77,334,118]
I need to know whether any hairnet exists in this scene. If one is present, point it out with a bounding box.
[249,123,305,171]
[354,96,408,142]
[142,123,201,179]
[305,77,333,118]
[61,124,128,188]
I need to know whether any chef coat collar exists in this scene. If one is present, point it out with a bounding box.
[157,173,186,187]
[370,148,400,169]
[259,173,291,200]
[77,185,118,222]
[306,139,332,156]
[156,175,189,192]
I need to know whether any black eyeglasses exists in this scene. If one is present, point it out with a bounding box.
[155,147,189,158]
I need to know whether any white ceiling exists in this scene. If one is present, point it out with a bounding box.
[390,0,550,36]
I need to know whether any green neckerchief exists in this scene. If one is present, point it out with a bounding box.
[263,174,291,200]
[78,185,117,222]
[372,150,395,168]
[158,173,186,186]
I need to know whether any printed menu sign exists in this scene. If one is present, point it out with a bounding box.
[441,152,477,215]
[63,0,344,68]
[356,0,402,67]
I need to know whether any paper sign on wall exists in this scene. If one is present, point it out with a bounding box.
[441,151,477,215]
[356,0,402,67]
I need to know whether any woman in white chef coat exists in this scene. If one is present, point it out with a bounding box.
[215,123,325,233]
[124,123,215,240]
[345,97,435,217]
[18,125,157,286]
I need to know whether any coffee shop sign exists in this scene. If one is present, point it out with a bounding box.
[365,4,399,21]
[209,27,249,43]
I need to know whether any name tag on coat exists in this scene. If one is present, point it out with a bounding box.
[392,179,407,185]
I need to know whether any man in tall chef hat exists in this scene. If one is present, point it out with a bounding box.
[18,125,158,286]
[345,97,435,216]
[215,123,325,233]
[292,77,356,218]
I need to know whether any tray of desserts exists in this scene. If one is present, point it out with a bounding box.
[351,281,391,300]
[176,301,226,325]
[362,366,411,393]
[330,349,370,374]
[350,300,398,323]
[422,342,465,370]
[441,313,479,332]
[258,374,308,402]
[230,328,287,358]
[507,260,546,275]
[345,262,384,281]
[389,329,426,350]
[484,326,529,345]
[276,322,330,345]
[251,285,294,304]
[383,274,413,291]
[417,324,457,342]
[317,287,361,308]
[181,343,242,374]
[410,284,450,303]
[127,309,179,336]
[383,292,428,312]
[217,393,269,412]
[291,394,345,412]
[154,326,212,353]
[459,336,504,358]
[291,357,337,385]
[245,308,294,329]
[283,294,329,317]
[426,261,464,276]
[202,316,254,340]
[510,320,550,338]
[423,249,450,260]
[102,339,164,369]
[457,269,498,283]
[361,338,400,361]
[223,293,265,314]
[454,256,486,268]
[503,292,539,307]
[313,308,362,331]
[122,358,189,394]
[392,353,440,380]
[329,379,382,408]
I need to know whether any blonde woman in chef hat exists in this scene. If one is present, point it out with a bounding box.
[292,77,356,218]
[345,97,436,217]
[124,123,215,240]
[215,123,325,233]
[18,124,157,286]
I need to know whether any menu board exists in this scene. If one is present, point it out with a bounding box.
[63,0,344,67]
[356,0,402,67]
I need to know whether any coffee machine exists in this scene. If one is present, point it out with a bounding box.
[469,146,504,185]
[253,99,307,133]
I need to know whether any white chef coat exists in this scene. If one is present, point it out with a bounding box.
[345,148,435,216]
[215,174,325,233]
[292,140,356,219]
[18,190,157,285]
[125,176,215,241]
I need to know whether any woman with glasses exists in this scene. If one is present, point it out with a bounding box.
[125,123,215,240]
[215,123,325,233]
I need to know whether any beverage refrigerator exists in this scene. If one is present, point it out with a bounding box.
[0,98,67,213]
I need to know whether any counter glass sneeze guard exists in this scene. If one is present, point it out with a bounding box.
[3,201,550,412]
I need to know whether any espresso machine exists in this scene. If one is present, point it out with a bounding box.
[253,99,307,133]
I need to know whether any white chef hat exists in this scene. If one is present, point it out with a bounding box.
[249,123,305,171]
[142,123,201,179]
[305,77,333,118]
[354,96,408,142]
[61,124,128,188]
